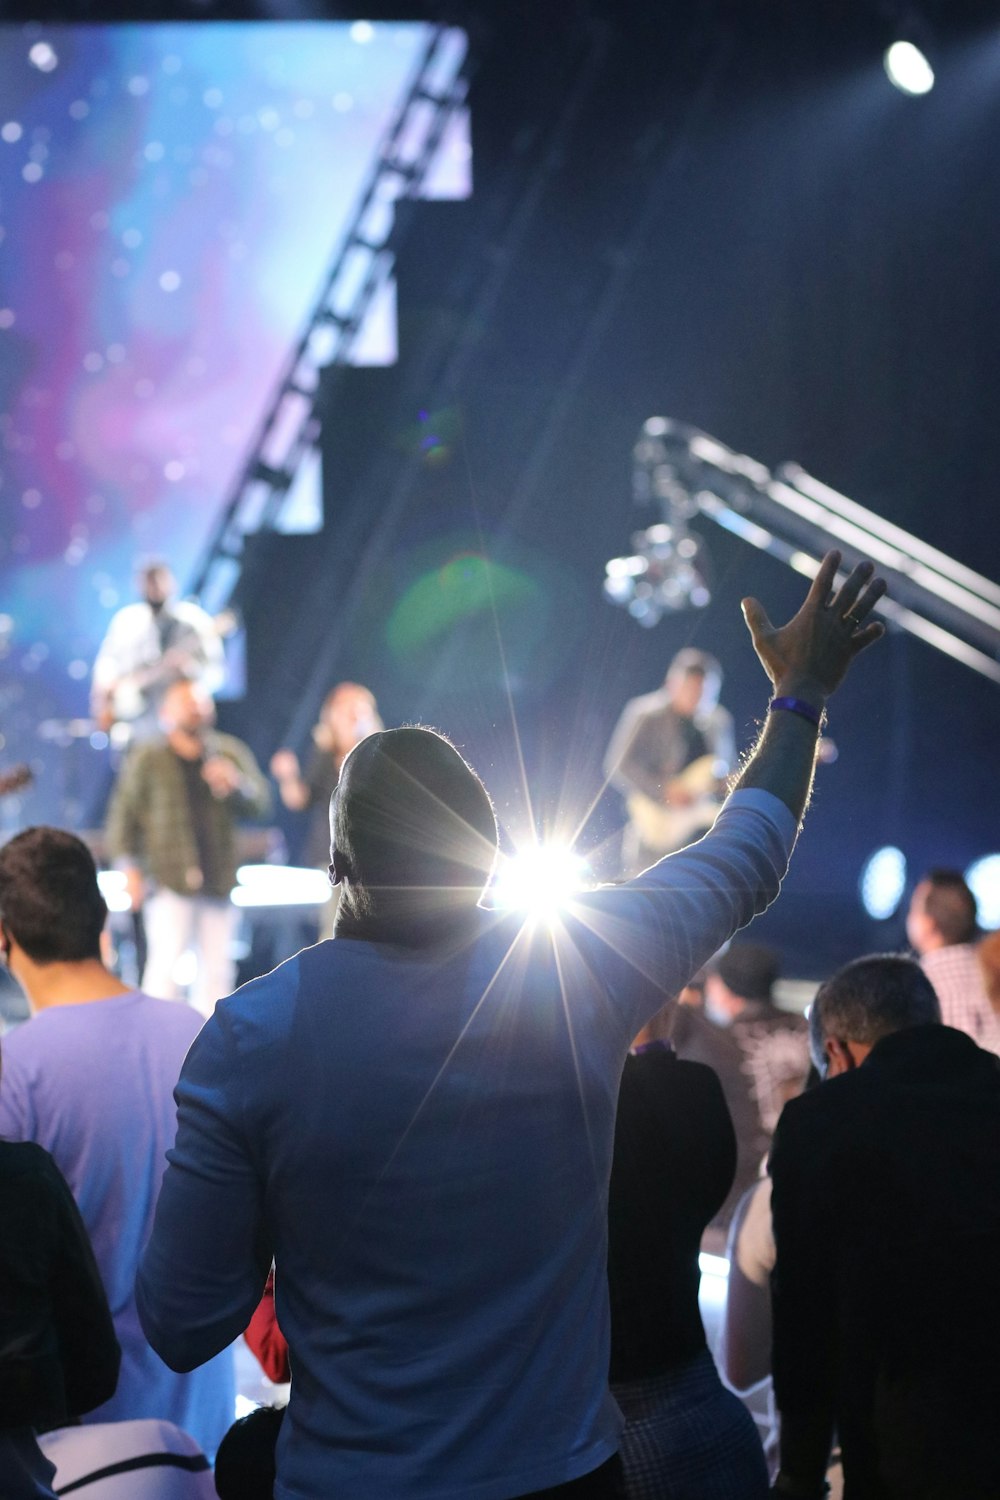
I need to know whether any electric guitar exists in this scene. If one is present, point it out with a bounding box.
[96,608,239,733]
[626,754,726,854]
[626,737,838,854]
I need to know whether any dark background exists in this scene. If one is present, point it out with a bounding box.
[9,0,1000,975]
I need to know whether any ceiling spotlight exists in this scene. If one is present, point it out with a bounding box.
[884,40,934,95]
[859,846,907,920]
[965,854,1000,931]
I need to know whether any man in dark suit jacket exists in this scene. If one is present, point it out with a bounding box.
[769,955,1000,1500]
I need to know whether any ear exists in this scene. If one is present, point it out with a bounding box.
[329,849,353,888]
[824,1036,855,1078]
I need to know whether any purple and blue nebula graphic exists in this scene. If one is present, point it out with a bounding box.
[0,20,469,814]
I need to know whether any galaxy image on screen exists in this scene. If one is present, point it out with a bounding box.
[0,20,469,825]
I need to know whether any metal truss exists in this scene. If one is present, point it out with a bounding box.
[625,418,1000,684]
[189,24,469,612]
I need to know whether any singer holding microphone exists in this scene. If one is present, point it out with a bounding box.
[105,679,271,1016]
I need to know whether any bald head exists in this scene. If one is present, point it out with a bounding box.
[331,727,498,941]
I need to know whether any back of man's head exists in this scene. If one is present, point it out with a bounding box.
[711,942,780,1004]
[332,727,498,938]
[918,869,978,947]
[0,826,107,964]
[809,954,941,1073]
[214,1403,285,1500]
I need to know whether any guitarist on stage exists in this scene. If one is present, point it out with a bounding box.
[604,648,735,876]
[91,559,225,747]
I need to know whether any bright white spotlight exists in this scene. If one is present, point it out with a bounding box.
[491,846,590,919]
[884,40,934,96]
[28,41,58,73]
[859,846,907,920]
[97,869,132,914]
[965,854,1000,931]
[231,864,332,908]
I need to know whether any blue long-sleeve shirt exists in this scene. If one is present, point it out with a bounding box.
[138,789,796,1500]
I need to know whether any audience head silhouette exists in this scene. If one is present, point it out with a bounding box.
[214,1403,286,1500]
[330,726,498,944]
[907,868,978,952]
[0,826,107,965]
[809,953,941,1077]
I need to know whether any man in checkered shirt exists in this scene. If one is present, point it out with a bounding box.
[907,868,1000,1055]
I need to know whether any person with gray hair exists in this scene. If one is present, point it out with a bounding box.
[805,954,941,1077]
[769,954,1000,1500]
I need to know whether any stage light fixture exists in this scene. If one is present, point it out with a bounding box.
[884,40,934,95]
[965,854,1000,931]
[604,419,714,627]
[490,845,590,920]
[603,526,712,627]
[859,846,907,920]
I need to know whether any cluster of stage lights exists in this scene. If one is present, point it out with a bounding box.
[859,849,1000,928]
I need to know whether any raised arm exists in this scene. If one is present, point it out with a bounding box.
[136,1012,272,1372]
[734,550,885,822]
[581,553,887,1037]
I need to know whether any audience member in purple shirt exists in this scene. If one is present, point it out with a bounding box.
[0,827,234,1457]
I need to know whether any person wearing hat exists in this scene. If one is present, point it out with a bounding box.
[604,648,736,876]
[707,944,809,1195]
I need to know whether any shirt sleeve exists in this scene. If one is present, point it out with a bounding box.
[136,1010,272,1374]
[721,1179,775,1393]
[223,739,273,821]
[104,747,149,866]
[573,788,798,1041]
[91,611,128,694]
[0,1038,37,1140]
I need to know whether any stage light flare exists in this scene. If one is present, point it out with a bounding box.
[859,845,907,920]
[231,864,332,907]
[490,844,591,920]
[884,41,934,96]
[97,869,132,913]
[28,41,58,73]
[966,854,1000,931]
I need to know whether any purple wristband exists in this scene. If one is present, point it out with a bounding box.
[770,695,823,727]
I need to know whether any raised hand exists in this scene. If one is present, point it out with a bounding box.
[269,749,300,783]
[202,755,242,799]
[741,550,886,703]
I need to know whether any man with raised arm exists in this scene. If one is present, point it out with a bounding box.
[138,553,885,1500]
